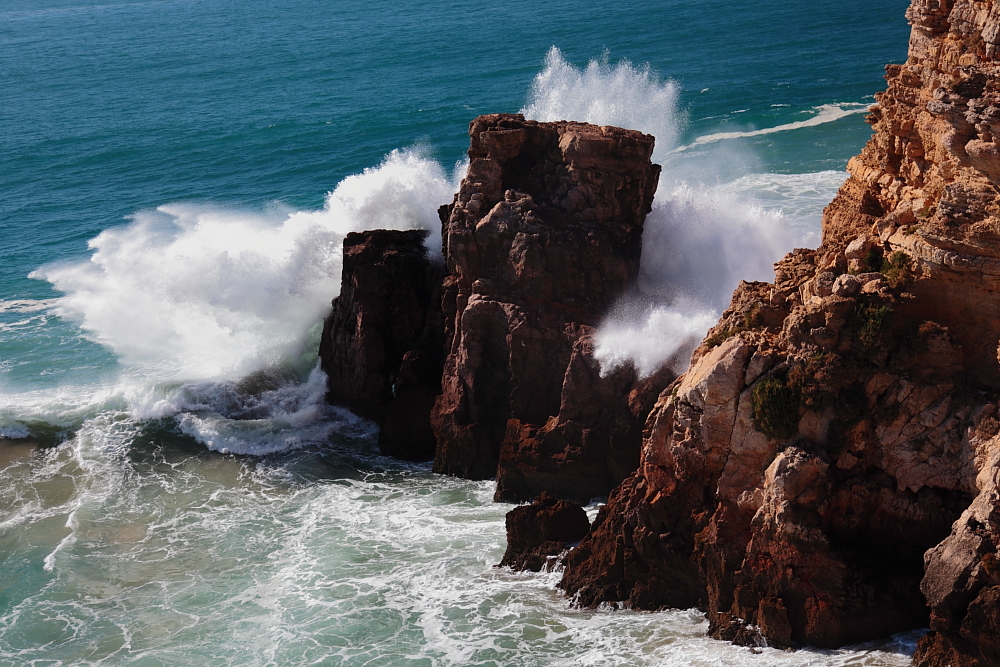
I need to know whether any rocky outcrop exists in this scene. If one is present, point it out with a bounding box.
[916,415,1000,666]
[498,492,590,572]
[431,114,670,502]
[562,272,975,646]
[494,332,675,503]
[559,0,1000,656]
[319,229,444,460]
[562,247,988,649]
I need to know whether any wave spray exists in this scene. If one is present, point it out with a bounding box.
[522,47,839,375]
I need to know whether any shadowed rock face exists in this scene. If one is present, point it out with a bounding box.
[431,114,671,502]
[559,0,1000,656]
[319,229,444,461]
[498,492,590,572]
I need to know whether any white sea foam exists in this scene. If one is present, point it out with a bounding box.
[521,46,682,160]
[522,49,847,376]
[0,298,59,313]
[31,148,455,384]
[13,149,455,453]
[0,427,919,666]
[672,102,871,153]
[161,365,375,455]
[594,302,720,378]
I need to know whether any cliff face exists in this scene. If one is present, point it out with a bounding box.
[430,114,672,503]
[824,0,1000,387]
[560,1,1000,660]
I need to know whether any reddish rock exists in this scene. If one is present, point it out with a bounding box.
[559,275,982,648]
[498,491,591,572]
[915,418,1000,667]
[431,113,667,501]
[557,472,707,610]
[558,1,1000,656]
[913,631,985,667]
[319,229,444,460]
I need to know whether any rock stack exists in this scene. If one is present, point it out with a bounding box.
[430,114,671,503]
[320,114,671,502]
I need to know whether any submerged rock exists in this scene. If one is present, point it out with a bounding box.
[498,491,590,572]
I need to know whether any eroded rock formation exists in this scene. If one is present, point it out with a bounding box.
[559,0,1000,659]
[431,114,671,502]
[319,229,444,460]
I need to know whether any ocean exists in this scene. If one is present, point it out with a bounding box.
[0,0,919,664]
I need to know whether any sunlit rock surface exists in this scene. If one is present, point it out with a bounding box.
[560,1,1000,661]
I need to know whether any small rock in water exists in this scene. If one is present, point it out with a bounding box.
[498,492,590,572]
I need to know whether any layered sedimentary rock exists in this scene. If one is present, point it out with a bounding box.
[560,0,1000,659]
[431,114,670,502]
[319,229,444,460]
[498,491,590,572]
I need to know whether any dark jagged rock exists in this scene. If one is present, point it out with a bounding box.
[495,332,676,504]
[498,491,591,572]
[318,229,444,460]
[430,113,669,501]
[558,471,706,611]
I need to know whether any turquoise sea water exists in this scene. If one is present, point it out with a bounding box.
[0,1,920,664]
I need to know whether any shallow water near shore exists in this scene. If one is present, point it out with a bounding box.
[1,0,920,663]
[0,433,919,666]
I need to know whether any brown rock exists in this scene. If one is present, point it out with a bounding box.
[822,0,1000,388]
[494,331,675,504]
[916,420,1000,667]
[557,473,707,610]
[561,253,981,648]
[319,229,444,460]
[832,273,861,297]
[913,630,985,667]
[557,0,1000,658]
[431,113,667,501]
[498,491,591,572]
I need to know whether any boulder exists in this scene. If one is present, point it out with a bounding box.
[498,491,591,572]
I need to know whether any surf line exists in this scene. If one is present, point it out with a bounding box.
[668,103,871,154]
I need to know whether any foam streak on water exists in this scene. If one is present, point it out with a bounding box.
[672,103,871,152]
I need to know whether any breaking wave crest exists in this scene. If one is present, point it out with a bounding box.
[521,46,682,158]
[31,148,455,383]
[11,149,457,453]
